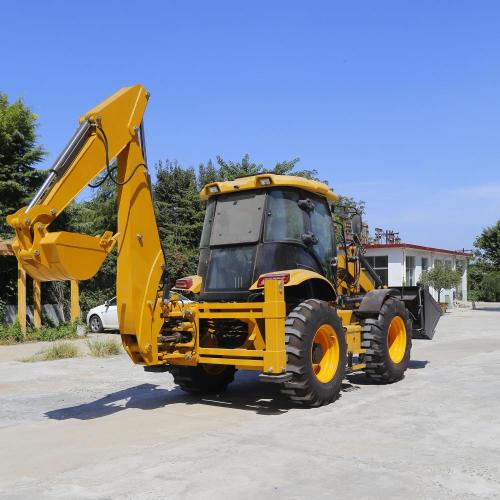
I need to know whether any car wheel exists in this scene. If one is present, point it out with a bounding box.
[89,315,103,333]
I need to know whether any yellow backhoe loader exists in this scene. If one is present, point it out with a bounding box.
[7,85,441,406]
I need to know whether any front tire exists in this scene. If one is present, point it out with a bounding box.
[89,315,103,333]
[361,297,412,382]
[280,299,346,407]
[171,364,235,394]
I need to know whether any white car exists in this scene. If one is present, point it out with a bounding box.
[86,293,194,333]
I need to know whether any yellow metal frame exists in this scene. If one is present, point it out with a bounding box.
[160,279,287,373]
[336,247,377,296]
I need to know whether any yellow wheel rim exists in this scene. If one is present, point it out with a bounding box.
[311,324,340,383]
[387,316,407,364]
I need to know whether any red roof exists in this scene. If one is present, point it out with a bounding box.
[364,243,472,257]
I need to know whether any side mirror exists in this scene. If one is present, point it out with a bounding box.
[351,214,362,237]
[104,300,110,308]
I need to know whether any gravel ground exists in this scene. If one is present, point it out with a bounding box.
[0,305,499,499]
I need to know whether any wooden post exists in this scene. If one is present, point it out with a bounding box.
[17,263,27,335]
[33,279,42,329]
[70,280,80,322]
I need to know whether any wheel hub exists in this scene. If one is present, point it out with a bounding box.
[387,316,407,364]
[311,324,339,383]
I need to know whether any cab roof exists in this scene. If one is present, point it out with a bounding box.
[200,173,339,202]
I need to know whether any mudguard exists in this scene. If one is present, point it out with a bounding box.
[357,288,400,315]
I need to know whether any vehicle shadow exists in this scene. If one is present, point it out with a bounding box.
[408,359,430,369]
[45,361,429,421]
[346,359,429,386]
[45,372,298,420]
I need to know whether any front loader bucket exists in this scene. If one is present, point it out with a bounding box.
[10,231,116,282]
[392,286,441,339]
[420,287,442,339]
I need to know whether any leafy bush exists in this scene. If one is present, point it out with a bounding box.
[0,322,78,345]
[36,323,78,342]
[0,321,23,344]
[87,338,122,357]
[470,271,500,302]
[469,220,500,302]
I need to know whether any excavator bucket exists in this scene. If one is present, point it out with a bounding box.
[393,285,442,339]
[9,230,116,282]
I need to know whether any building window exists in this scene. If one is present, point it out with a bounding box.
[422,257,429,272]
[434,258,443,267]
[445,259,452,269]
[405,256,416,286]
[364,256,388,285]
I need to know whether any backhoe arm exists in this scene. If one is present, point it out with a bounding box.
[7,84,165,364]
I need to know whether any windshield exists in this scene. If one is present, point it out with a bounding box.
[210,191,265,245]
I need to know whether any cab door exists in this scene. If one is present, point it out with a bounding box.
[308,196,336,282]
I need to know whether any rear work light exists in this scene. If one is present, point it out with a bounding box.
[257,273,290,287]
[175,277,193,289]
[258,177,272,186]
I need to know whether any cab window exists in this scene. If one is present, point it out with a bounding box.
[310,199,335,270]
[264,189,305,242]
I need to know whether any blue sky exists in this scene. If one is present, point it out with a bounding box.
[2,1,499,249]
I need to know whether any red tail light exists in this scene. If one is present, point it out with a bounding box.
[256,273,290,287]
[175,277,193,289]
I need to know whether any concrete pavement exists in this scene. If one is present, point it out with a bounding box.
[0,305,499,499]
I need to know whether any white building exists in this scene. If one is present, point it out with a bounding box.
[363,243,471,306]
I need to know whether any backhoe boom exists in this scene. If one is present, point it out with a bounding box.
[7,84,165,364]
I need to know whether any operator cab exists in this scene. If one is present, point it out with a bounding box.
[197,176,337,302]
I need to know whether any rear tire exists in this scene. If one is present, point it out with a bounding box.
[89,315,103,333]
[280,299,346,407]
[171,364,235,394]
[361,297,412,382]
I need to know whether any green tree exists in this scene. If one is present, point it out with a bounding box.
[420,264,462,302]
[215,153,319,181]
[0,93,46,237]
[469,220,500,301]
[474,220,500,268]
[477,271,500,302]
[0,93,46,309]
[330,196,366,217]
[154,160,205,282]
[198,159,219,186]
